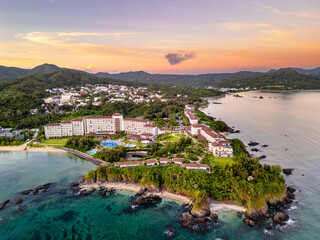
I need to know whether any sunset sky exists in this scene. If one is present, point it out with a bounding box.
[0,0,319,74]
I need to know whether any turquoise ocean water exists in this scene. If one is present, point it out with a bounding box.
[0,90,319,239]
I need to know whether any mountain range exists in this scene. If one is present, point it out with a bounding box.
[0,64,319,90]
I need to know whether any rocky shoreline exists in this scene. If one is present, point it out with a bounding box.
[243,186,297,229]
[69,179,297,233]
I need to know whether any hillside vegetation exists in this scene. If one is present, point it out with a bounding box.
[85,155,286,211]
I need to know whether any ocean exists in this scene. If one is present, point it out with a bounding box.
[0,90,319,239]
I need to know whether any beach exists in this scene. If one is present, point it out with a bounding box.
[0,146,65,152]
[80,182,246,212]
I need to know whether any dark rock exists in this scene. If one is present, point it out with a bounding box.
[266,224,273,229]
[230,129,240,134]
[70,182,79,188]
[179,212,196,228]
[261,145,268,148]
[99,187,116,196]
[14,199,23,204]
[243,218,255,227]
[245,204,268,221]
[248,141,259,147]
[287,186,296,193]
[33,190,40,195]
[131,195,161,209]
[283,169,294,175]
[251,148,260,152]
[272,212,289,224]
[287,190,295,200]
[34,183,54,193]
[21,190,32,195]
[135,188,148,197]
[72,187,80,193]
[302,174,304,176]
[99,188,108,196]
[210,213,218,223]
[79,188,95,196]
[259,155,266,159]
[165,227,175,238]
[0,200,10,210]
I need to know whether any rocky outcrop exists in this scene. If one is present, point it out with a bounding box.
[179,212,196,228]
[21,190,32,195]
[190,204,211,218]
[268,189,295,208]
[70,182,80,188]
[251,148,260,152]
[14,199,23,204]
[0,200,10,210]
[287,186,296,193]
[99,187,116,196]
[248,141,259,147]
[79,188,95,196]
[179,211,214,230]
[283,168,294,175]
[259,155,266,159]
[210,213,218,223]
[131,194,162,209]
[245,204,268,221]
[165,227,175,238]
[33,183,54,195]
[243,218,255,227]
[272,212,289,224]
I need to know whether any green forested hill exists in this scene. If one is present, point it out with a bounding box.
[0,69,136,94]
[0,63,62,82]
[96,68,320,89]
[0,69,141,128]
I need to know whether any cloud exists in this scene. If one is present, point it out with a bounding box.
[165,51,196,65]
[218,22,272,30]
[15,31,143,45]
[255,2,320,18]
[158,2,177,10]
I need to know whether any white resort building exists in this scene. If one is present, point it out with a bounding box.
[190,124,233,158]
[44,113,159,139]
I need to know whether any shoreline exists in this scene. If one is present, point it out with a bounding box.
[80,182,246,212]
[0,146,65,152]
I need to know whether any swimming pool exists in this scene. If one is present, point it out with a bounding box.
[126,144,135,148]
[87,150,97,155]
[102,142,119,147]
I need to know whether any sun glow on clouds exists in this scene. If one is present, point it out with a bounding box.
[1,0,319,73]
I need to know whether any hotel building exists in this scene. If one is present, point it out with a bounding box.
[44,113,158,139]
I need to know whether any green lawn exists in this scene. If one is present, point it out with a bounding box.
[206,155,235,167]
[156,133,185,143]
[42,138,68,145]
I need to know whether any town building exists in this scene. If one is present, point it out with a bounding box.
[159,158,170,165]
[172,158,184,165]
[115,161,143,168]
[185,104,195,112]
[209,139,234,158]
[184,109,199,125]
[189,124,234,158]
[145,159,158,166]
[182,163,211,171]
